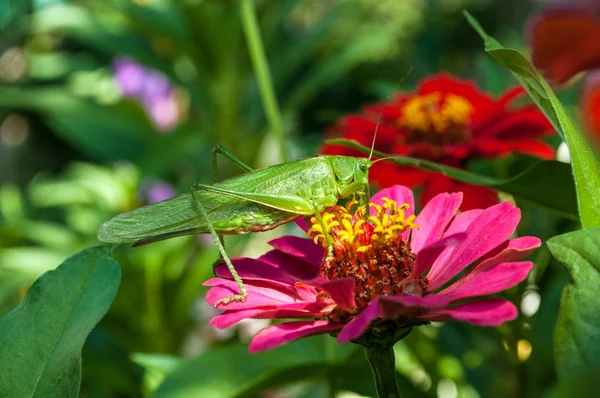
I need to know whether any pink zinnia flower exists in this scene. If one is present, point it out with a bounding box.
[205,185,539,353]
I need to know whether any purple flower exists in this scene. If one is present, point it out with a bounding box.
[146,182,176,204]
[113,56,180,132]
[113,57,146,97]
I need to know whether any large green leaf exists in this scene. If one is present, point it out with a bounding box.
[547,228,600,378]
[465,11,600,228]
[328,139,577,219]
[0,246,121,398]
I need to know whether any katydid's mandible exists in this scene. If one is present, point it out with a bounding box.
[97,145,374,305]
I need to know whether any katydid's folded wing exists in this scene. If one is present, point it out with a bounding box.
[97,191,298,245]
[98,192,204,244]
[97,157,332,245]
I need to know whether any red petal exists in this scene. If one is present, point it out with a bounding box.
[421,174,499,211]
[474,109,554,140]
[418,73,492,108]
[370,162,428,188]
[496,86,526,107]
[506,139,555,159]
[582,72,600,142]
[530,10,600,83]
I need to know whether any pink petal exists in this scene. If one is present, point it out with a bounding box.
[214,257,304,287]
[379,294,451,318]
[427,202,521,290]
[412,232,467,277]
[337,297,382,343]
[475,236,541,271]
[443,209,483,236]
[411,192,463,254]
[205,278,315,309]
[249,321,342,353]
[421,298,518,326]
[439,261,534,302]
[294,217,310,233]
[370,185,415,217]
[258,250,320,280]
[307,277,357,312]
[210,301,327,328]
[425,210,484,276]
[268,236,323,267]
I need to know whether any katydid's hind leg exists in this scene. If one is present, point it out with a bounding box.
[212,145,253,184]
[210,145,253,272]
[190,182,227,274]
[190,187,247,305]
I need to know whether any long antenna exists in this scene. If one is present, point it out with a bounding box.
[368,66,414,162]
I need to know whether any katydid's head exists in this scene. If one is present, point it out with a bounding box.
[354,157,371,186]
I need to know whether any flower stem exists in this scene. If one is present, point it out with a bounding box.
[324,335,337,398]
[364,344,401,398]
[240,0,288,162]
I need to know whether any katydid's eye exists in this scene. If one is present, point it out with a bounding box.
[359,162,368,172]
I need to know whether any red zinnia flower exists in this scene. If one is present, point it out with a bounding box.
[528,3,600,142]
[529,4,600,85]
[205,185,539,352]
[582,72,600,142]
[320,74,555,210]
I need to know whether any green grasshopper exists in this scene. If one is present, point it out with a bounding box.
[98,145,378,305]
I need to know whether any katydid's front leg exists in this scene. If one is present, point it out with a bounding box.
[310,192,339,259]
[313,210,335,260]
[190,187,247,305]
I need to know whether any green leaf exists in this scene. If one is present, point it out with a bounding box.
[0,246,121,398]
[131,353,182,396]
[152,338,358,398]
[30,4,174,75]
[328,139,577,218]
[547,228,600,378]
[232,362,361,398]
[0,183,25,226]
[550,366,600,398]
[464,10,600,228]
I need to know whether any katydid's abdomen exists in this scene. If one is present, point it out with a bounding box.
[97,155,368,246]
[98,191,300,246]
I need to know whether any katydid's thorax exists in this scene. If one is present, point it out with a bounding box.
[325,155,370,198]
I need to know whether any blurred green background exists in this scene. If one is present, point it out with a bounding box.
[0,0,577,397]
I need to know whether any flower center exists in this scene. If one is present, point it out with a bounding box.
[308,199,429,320]
[399,92,474,147]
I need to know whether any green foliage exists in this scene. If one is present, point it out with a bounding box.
[330,139,577,218]
[1,1,596,397]
[0,246,120,398]
[465,11,600,228]
[550,366,600,398]
[547,228,600,379]
[465,12,600,387]
[151,338,363,398]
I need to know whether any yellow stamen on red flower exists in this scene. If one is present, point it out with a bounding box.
[308,198,427,319]
[399,92,474,147]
